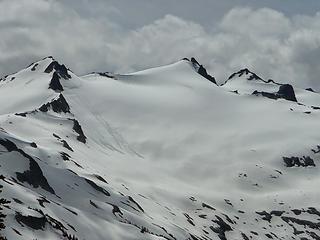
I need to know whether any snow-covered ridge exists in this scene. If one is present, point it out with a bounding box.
[1,57,320,240]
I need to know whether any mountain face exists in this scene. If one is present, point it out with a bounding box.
[1,57,320,240]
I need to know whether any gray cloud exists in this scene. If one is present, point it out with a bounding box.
[0,0,320,90]
[102,8,320,89]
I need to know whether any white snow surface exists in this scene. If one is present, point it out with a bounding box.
[1,57,320,240]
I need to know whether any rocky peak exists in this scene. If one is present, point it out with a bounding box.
[228,68,263,81]
[185,57,217,85]
[43,58,72,92]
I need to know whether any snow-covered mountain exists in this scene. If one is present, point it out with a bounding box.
[1,56,320,240]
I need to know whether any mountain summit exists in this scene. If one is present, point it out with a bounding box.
[1,57,320,240]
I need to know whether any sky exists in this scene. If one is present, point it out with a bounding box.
[1,0,320,89]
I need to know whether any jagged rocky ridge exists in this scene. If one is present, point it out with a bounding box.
[223,68,299,102]
[1,56,320,240]
[252,84,297,102]
[187,57,217,84]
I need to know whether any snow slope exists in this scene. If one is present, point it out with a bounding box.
[1,57,320,240]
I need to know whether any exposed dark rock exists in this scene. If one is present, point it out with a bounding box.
[283,156,315,167]
[67,224,76,232]
[190,57,217,84]
[224,199,233,207]
[69,119,87,143]
[270,210,285,217]
[0,139,19,152]
[0,139,55,194]
[85,179,110,196]
[198,66,216,84]
[189,234,200,240]
[228,68,262,81]
[252,90,277,100]
[53,133,61,139]
[307,207,320,217]
[151,224,176,240]
[277,84,297,102]
[15,207,79,240]
[128,196,144,213]
[44,56,54,60]
[256,210,285,223]
[45,61,71,79]
[270,232,279,239]
[64,207,78,215]
[94,174,108,184]
[45,60,71,92]
[97,72,115,79]
[49,72,64,91]
[222,213,235,224]
[37,197,50,208]
[256,211,272,222]
[241,232,250,240]
[39,94,70,113]
[281,216,320,230]
[202,202,215,210]
[15,212,46,230]
[0,176,11,234]
[12,227,22,236]
[292,209,302,215]
[210,215,233,240]
[60,152,71,161]
[202,229,209,235]
[306,88,315,92]
[189,196,196,202]
[61,140,73,152]
[46,214,79,240]
[307,231,320,240]
[15,112,27,117]
[265,233,273,239]
[183,213,195,226]
[16,159,55,194]
[253,84,297,102]
[12,198,23,204]
[266,79,282,85]
[31,63,38,71]
[190,57,200,65]
[247,74,261,81]
[72,161,83,169]
[90,200,99,209]
[30,142,37,148]
[112,205,123,216]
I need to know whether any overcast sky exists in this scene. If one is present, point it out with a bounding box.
[1,0,320,89]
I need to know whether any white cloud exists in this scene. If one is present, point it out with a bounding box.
[105,15,206,72]
[0,1,320,90]
[220,7,292,37]
[105,7,320,89]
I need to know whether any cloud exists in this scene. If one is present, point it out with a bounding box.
[0,0,122,75]
[105,7,320,89]
[0,1,320,90]
[104,15,207,73]
[214,8,320,89]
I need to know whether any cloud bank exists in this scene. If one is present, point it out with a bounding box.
[0,0,320,89]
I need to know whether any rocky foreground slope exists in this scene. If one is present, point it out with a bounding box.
[1,57,320,240]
